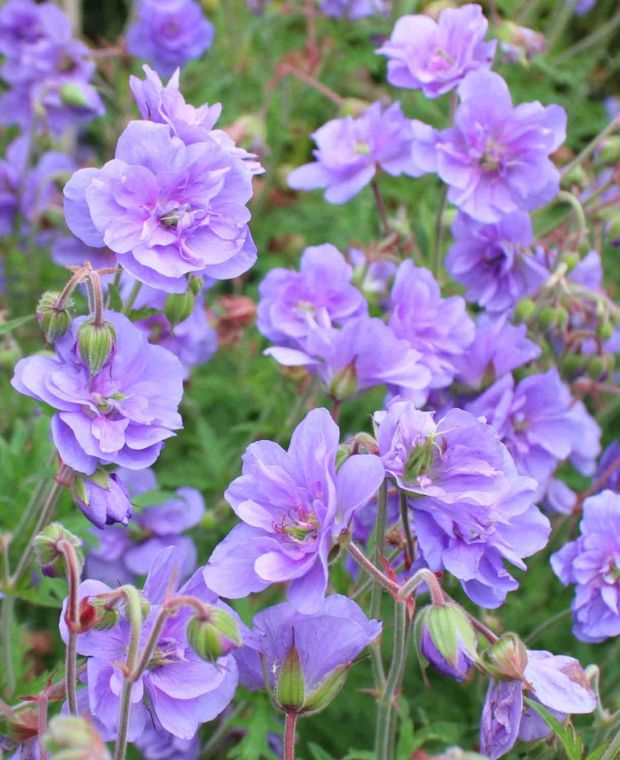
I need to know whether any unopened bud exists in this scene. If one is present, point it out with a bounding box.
[562,251,580,273]
[302,663,350,715]
[596,136,620,165]
[597,321,614,341]
[44,714,111,760]
[338,98,370,118]
[484,633,528,681]
[186,607,241,661]
[514,297,536,324]
[88,596,120,631]
[188,274,203,297]
[276,646,306,712]
[605,214,620,245]
[561,352,587,376]
[415,603,479,681]
[537,305,557,331]
[77,319,116,374]
[164,290,195,327]
[37,291,73,342]
[555,305,569,331]
[587,355,606,380]
[59,82,91,109]
[33,522,83,578]
[561,165,588,189]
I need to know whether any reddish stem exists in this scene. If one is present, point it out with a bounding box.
[284,711,298,760]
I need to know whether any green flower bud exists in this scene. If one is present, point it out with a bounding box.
[562,252,580,272]
[188,274,204,296]
[33,522,83,578]
[338,98,371,117]
[88,596,120,631]
[44,715,111,760]
[484,632,528,681]
[59,83,92,109]
[302,663,350,715]
[330,363,357,400]
[77,319,116,375]
[335,444,351,469]
[561,165,588,189]
[37,291,73,342]
[186,607,242,661]
[605,214,620,244]
[598,321,614,341]
[595,136,620,165]
[514,297,536,324]
[537,305,557,331]
[561,352,587,376]
[276,646,306,712]
[587,355,606,380]
[415,603,479,680]
[164,290,195,327]
[555,305,569,332]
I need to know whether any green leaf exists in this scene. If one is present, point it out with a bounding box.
[131,489,178,508]
[229,698,279,760]
[524,698,583,760]
[585,745,608,760]
[128,307,160,322]
[106,283,123,312]
[0,314,35,336]
[308,744,338,760]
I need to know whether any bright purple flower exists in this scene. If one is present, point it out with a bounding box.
[319,0,387,19]
[257,244,367,348]
[480,649,596,759]
[73,471,132,529]
[51,237,118,272]
[0,0,71,59]
[551,490,620,642]
[378,4,495,98]
[432,71,566,223]
[86,466,205,586]
[388,261,475,399]
[63,120,257,293]
[61,548,238,741]
[595,442,620,493]
[0,137,26,236]
[265,316,431,401]
[234,595,381,700]
[543,478,577,516]
[466,368,600,490]
[346,246,397,303]
[374,400,549,607]
[11,310,184,475]
[288,101,433,204]
[126,0,214,77]
[446,211,549,313]
[452,314,540,390]
[204,408,385,612]
[136,725,200,760]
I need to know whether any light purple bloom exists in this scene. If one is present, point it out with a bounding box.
[86,467,205,586]
[432,70,566,222]
[126,0,214,77]
[446,211,549,313]
[61,548,238,741]
[551,490,620,642]
[51,236,118,272]
[288,101,433,204]
[204,408,384,612]
[595,442,620,494]
[374,400,549,607]
[74,471,132,529]
[378,4,495,98]
[319,0,387,19]
[136,726,200,760]
[257,244,367,348]
[265,316,431,401]
[234,594,381,698]
[347,246,397,303]
[480,649,596,759]
[388,261,475,399]
[63,120,257,293]
[11,310,184,475]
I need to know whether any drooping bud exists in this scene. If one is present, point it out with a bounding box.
[36,291,73,343]
[415,603,479,681]
[302,663,350,715]
[276,646,306,713]
[33,523,83,578]
[514,297,536,324]
[484,632,528,681]
[186,607,242,661]
[164,290,195,327]
[77,318,116,375]
[72,470,132,529]
[88,595,121,631]
[44,715,111,760]
[59,82,93,109]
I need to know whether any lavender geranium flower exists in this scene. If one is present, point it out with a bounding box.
[594,442,620,493]
[551,490,620,642]
[265,316,431,402]
[432,70,566,223]
[388,261,475,399]
[378,4,495,98]
[466,368,600,490]
[136,726,200,760]
[257,244,367,348]
[60,548,238,741]
[63,119,257,293]
[288,101,433,204]
[11,310,184,475]
[73,470,132,529]
[374,400,550,607]
[234,594,381,712]
[204,408,385,612]
[86,466,204,586]
[446,211,549,313]
[480,649,596,759]
[320,0,387,19]
[126,0,215,77]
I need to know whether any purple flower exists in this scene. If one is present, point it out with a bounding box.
[0,137,26,236]
[257,244,367,348]
[86,466,205,586]
[388,261,475,399]
[446,211,549,313]
[432,70,566,222]
[63,119,257,293]
[374,400,549,607]
[204,408,385,612]
[551,490,620,642]
[136,725,200,760]
[73,471,132,529]
[319,0,387,19]
[595,442,620,493]
[378,4,495,98]
[51,237,118,272]
[288,101,433,204]
[346,246,397,303]
[234,594,381,706]
[480,649,596,759]
[126,0,215,77]
[265,316,431,401]
[466,368,600,491]
[11,310,184,475]
[60,548,238,741]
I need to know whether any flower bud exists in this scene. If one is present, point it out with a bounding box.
[58,82,93,109]
[597,320,614,341]
[562,251,580,272]
[188,274,204,297]
[186,607,241,661]
[302,663,350,715]
[595,136,620,165]
[484,632,528,681]
[33,523,83,578]
[37,291,73,343]
[514,297,536,324]
[555,305,569,332]
[537,305,557,331]
[77,318,116,375]
[605,214,620,246]
[87,595,120,631]
[561,165,588,189]
[72,470,131,529]
[164,290,195,327]
[338,98,370,118]
[6,704,39,743]
[561,352,587,377]
[330,363,357,400]
[276,646,306,713]
[44,715,111,760]
[587,355,606,380]
[415,603,479,681]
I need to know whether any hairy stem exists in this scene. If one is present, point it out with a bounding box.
[399,489,414,569]
[283,711,298,760]
[371,178,390,238]
[432,185,448,277]
[122,281,142,315]
[58,539,82,715]
[370,481,388,689]
[561,116,620,178]
[347,541,399,595]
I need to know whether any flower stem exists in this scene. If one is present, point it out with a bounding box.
[398,489,414,569]
[347,541,399,595]
[0,595,15,694]
[283,711,298,760]
[122,281,142,315]
[370,481,388,689]
[371,178,390,238]
[561,116,620,178]
[58,539,82,715]
[554,12,620,64]
[432,185,448,277]
[524,608,571,645]
[398,568,445,606]
[601,726,620,760]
